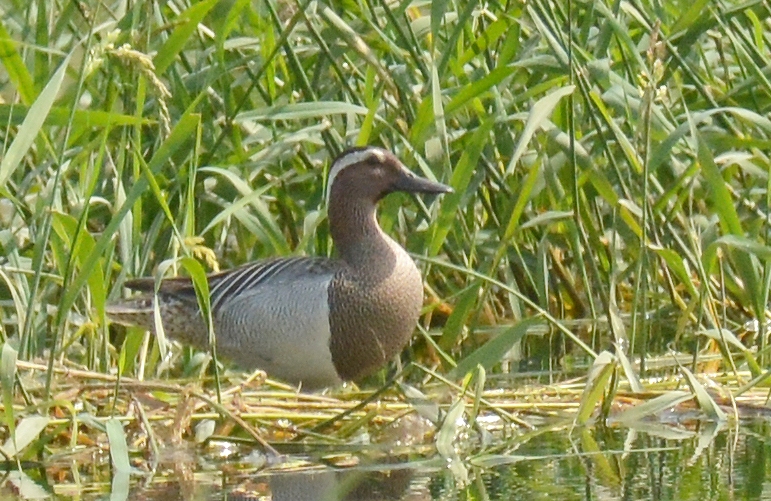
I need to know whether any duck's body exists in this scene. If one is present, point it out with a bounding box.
[107,146,451,389]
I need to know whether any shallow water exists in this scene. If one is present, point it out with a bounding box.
[5,419,771,500]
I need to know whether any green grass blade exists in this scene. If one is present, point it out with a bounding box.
[436,397,465,459]
[439,281,482,351]
[429,116,495,255]
[400,383,441,424]
[154,0,219,74]
[105,418,132,473]
[0,20,36,105]
[448,318,537,380]
[179,256,220,403]
[505,85,575,174]
[613,391,693,424]
[680,365,727,422]
[0,52,71,188]
[0,105,148,128]
[445,65,518,117]
[236,101,371,122]
[0,415,49,458]
[698,134,761,312]
[5,470,50,499]
[574,350,616,426]
[501,156,543,244]
[430,0,449,50]
[436,0,479,76]
[0,343,17,440]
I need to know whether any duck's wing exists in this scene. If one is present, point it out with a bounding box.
[123,256,342,310]
[207,257,342,310]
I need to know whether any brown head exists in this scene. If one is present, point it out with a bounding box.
[326,147,452,264]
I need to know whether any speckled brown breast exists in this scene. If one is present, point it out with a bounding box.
[327,247,423,381]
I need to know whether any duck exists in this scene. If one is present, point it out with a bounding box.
[107,146,452,389]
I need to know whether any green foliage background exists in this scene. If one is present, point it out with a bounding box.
[1,0,771,385]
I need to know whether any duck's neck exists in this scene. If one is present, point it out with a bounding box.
[329,199,397,270]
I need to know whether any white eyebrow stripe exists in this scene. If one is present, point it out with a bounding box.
[325,147,388,201]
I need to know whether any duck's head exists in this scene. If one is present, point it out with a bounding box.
[327,146,453,204]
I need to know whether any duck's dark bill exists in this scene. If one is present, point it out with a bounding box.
[393,172,453,194]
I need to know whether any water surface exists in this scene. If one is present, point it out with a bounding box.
[5,420,771,500]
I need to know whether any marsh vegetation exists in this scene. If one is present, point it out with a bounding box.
[1,0,771,498]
